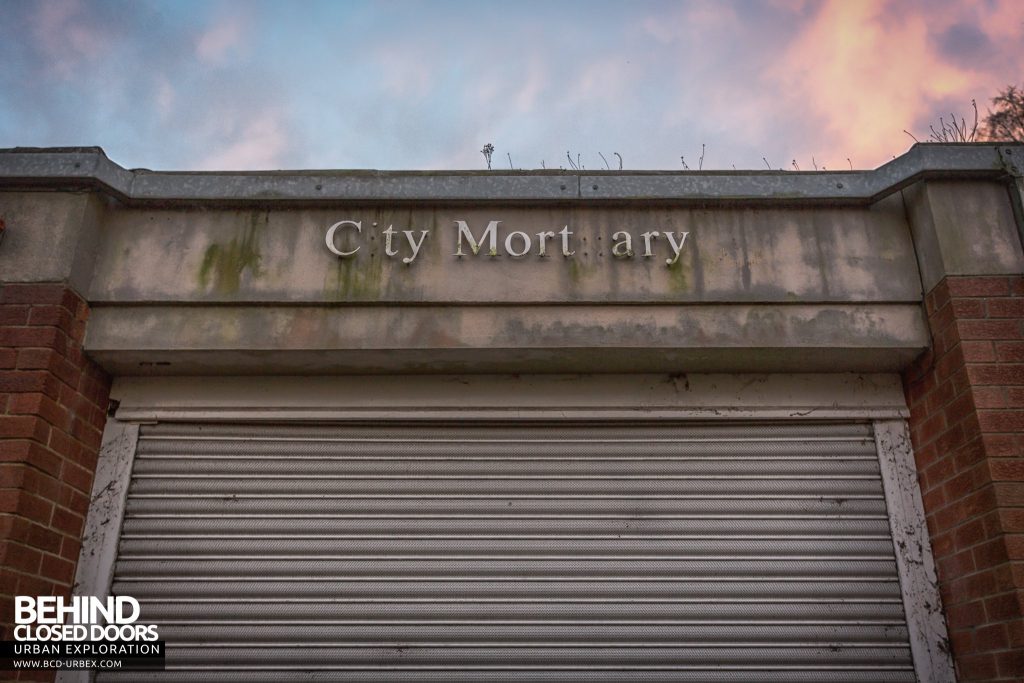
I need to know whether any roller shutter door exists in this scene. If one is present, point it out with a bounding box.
[103,421,916,682]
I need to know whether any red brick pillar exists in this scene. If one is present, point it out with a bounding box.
[904,275,1024,681]
[0,283,110,651]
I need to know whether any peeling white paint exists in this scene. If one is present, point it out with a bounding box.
[874,419,956,683]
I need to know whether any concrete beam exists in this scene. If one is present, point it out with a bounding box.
[85,303,928,374]
[902,179,1024,292]
[1,144,1020,205]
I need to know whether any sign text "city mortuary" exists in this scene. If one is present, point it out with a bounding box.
[325,219,691,265]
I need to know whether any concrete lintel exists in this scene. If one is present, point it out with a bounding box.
[0,144,1020,205]
[84,303,928,374]
[109,373,910,419]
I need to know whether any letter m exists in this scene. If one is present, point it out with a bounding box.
[454,220,500,256]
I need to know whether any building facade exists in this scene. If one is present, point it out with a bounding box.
[1,144,1023,681]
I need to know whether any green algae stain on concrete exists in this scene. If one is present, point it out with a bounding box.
[198,213,265,295]
[325,248,384,300]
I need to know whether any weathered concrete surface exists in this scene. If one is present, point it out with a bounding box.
[0,191,105,293]
[84,303,927,374]
[5,145,1020,375]
[109,373,911,417]
[1,144,1019,204]
[903,180,1024,292]
[87,199,919,304]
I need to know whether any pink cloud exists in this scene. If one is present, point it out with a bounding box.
[767,0,1024,167]
[196,110,291,170]
[196,13,247,64]
[29,0,111,79]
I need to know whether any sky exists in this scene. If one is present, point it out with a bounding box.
[1,0,1021,171]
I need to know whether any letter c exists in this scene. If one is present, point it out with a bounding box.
[326,220,361,257]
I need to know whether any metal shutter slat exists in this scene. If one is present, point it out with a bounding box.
[103,421,914,681]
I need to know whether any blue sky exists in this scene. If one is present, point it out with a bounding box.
[2,0,1021,171]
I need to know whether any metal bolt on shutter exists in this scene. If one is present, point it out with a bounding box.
[100,421,916,682]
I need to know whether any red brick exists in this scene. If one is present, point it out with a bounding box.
[967,364,1024,385]
[0,415,48,442]
[917,411,947,445]
[905,366,935,404]
[15,573,53,599]
[2,283,77,307]
[961,340,997,362]
[945,467,983,502]
[7,393,73,432]
[978,410,1024,432]
[21,468,59,501]
[930,299,958,333]
[39,554,74,585]
[0,304,30,325]
[924,378,957,414]
[85,403,107,431]
[986,591,1024,621]
[55,485,88,516]
[996,648,1024,677]
[947,276,1012,297]
[952,297,988,318]
[988,298,1024,318]
[0,465,26,489]
[1007,387,1024,407]
[981,434,1021,458]
[946,602,987,626]
[939,548,976,577]
[0,371,61,398]
[1006,535,1024,560]
[16,493,53,523]
[935,486,998,531]
[4,543,42,573]
[957,652,997,680]
[59,536,80,561]
[945,391,977,427]
[948,627,974,654]
[70,417,101,450]
[1009,621,1024,650]
[928,279,952,312]
[60,460,93,495]
[996,340,1024,362]
[45,427,74,454]
[973,537,1010,568]
[950,370,975,400]
[78,374,109,409]
[924,456,956,490]
[974,622,1009,651]
[26,304,74,329]
[14,348,56,368]
[958,318,1022,340]
[49,507,82,536]
[0,440,63,478]
[995,482,1024,506]
[972,386,1006,408]
[0,489,21,514]
[933,322,962,358]
[15,348,81,388]
[1000,509,1024,533]
[936,421,968,454]
[953,518,990,550]
[26,523,62,555]
[1,325,66,348]
[988,459,1024,481]
[935,344,967,381]
[922,486,946,512]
